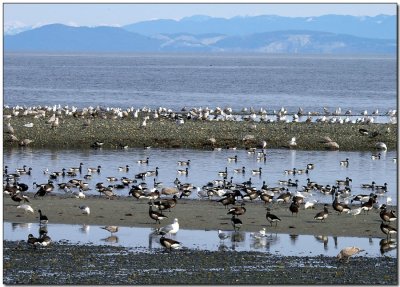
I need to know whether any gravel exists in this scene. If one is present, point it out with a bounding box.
[3,240,397,285]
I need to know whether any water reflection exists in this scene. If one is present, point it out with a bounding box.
[379,239,397,255]
[4,222,396,258]
[315,235,329,250]
[3,148,397,206]
[101,235,119,244]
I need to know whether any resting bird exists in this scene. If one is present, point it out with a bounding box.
[160,236,181,251]
[79,205,90,215]
[337,246,364,263]
[158,218,179,236]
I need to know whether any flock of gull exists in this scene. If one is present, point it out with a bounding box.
[4,138,396,258]
[3,104,398,139]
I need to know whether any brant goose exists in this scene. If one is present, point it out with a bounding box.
[379,205,397,224]
[38,209,48,225]
[227,203,246,216]
[27,234,40,248]
[289,199,300,216]
[266,209,281,227]
[160,236,181,251]
[314,204,329,222]
[340,158,349,167]
[231,215,242,232]
[148,203,168,224]
[380,221,397,239]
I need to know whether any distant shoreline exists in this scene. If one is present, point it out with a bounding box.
[3,107,397,151]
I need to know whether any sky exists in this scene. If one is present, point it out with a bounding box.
[3,2,397,28]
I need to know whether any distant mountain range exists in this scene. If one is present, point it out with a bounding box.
[124,14,396,39]
[4,14,396,54]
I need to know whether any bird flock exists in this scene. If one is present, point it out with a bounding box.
[4,138,396,258]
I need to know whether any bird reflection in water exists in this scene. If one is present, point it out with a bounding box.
[230,231,245,250]
[250,233,279,251]
[101,235,119,244]
[379,238,397,255]
[289,234,298,245]
[315,235,328,250]
[79,224,90,234]
[38,225,48,236]
[148,228,161,249]
[12,222,32,231]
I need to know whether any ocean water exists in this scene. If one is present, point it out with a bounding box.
[3,53,397,114]
[4,147,397,205]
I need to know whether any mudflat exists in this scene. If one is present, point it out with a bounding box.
[3,193,392,238]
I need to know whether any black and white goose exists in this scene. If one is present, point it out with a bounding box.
[380,221,397,239]
[69,162,84,173]
[177,167,189,176]
[314,204,329,223]
[88,165,102,173]
[148,203,168,224]
[332,194,351,215]
[177,160,190,166]
[27,234,40,248]
[137,157,149,164]
[118,165,129,172]
[251,167,262,176]
[160,236,181,251]
[266,208,281,227]
[38,209,48,225]
[231,215,242,232]
[340,158,349,167]
[227,203,246,216]
[379,204,397,224]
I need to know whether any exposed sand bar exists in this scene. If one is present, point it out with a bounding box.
[4,194,394,238]
[3,109,397,151]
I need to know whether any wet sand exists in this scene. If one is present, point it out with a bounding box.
[3,193,393,238]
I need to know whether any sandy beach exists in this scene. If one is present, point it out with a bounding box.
[3,193,394,238]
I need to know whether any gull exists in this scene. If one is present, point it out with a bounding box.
[5,122,14,134]
[289,137,297,148]
[101,226,119,235]
[375,142,387,151]
[23,122,34,128]
[337,247,364,263]
[304,199,318,209]
[347,207,362,217]
[158,218,179,236]
[250,227,267,239]
[17,204,34,213]
[79,205,90,215]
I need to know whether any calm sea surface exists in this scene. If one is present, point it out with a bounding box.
[4,53,397,114]
[4,147,397,205]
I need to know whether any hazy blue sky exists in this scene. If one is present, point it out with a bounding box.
[4,3,397,27]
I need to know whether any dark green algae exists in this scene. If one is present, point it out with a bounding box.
[3,241,398,285]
